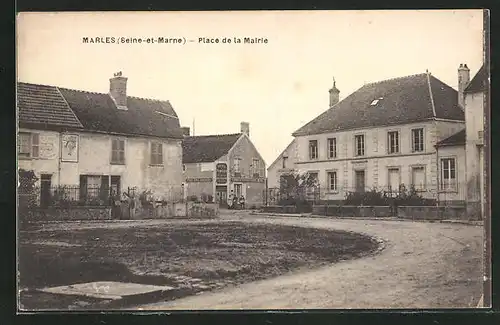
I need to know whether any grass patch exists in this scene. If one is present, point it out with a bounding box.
[19,221,379,309]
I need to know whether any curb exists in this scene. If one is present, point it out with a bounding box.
[251,212,483,226]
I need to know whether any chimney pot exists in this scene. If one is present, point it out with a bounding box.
[240,122,250,137]
[457,63,470,110]
[110,72,128,109]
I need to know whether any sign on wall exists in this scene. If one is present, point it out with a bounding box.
[61,134,79,162]
[216,163,228,184]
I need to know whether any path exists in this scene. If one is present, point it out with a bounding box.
[137,214,484,309]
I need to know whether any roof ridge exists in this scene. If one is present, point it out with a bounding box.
[55,87,84,128]
[186,132,242,138]
[426,72,437,117]
[19,81,172,102]
[364,72,427,87]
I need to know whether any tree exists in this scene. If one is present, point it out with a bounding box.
[279,172,318,205]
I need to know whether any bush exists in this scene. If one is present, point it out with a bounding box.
[344,188,390,206]
[187,195,199,202]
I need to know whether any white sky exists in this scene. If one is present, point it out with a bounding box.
[17,10,484,166]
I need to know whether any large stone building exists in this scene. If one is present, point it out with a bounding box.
[268,68,470,204]
[181,122,266,208]
[17,72,184,206]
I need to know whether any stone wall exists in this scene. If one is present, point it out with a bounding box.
[309,205,469,220]
[22,206,111,222]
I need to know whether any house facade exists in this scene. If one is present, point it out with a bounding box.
[267,139,298,188]
[182,122,266,208]
[17,73,184,206]
[268,68,469,204]
[463,64,488,218]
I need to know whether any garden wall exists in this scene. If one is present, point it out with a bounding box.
[123,201,219,219]
[311,205,469,220]
[22,206,111,222]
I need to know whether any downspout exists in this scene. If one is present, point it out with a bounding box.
[58,132,62,186]
[435,144,440,207]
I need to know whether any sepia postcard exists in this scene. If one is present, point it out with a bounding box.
[16,10,490,311]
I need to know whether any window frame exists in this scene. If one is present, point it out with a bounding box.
[440,157,457,192]
[18,132,40,159]
[309,140,318,160]
[354,134,365,157]
[387,130,400,154]
[150,141,164,166]
[327,170,338,192]
[411,128,425,152]
[410,165,426,192]
[111,138,126,165]
[252,158,261,178]
[327,137,337,159]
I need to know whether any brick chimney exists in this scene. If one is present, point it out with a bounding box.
[110,71,128,109]
[458,63,470,110]
[329,76,340,107]
[240,122,250,137]
[181,127,190,136]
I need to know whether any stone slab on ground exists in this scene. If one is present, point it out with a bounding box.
[38,281,174,300]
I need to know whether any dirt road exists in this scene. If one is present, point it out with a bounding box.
[139,214,484,309]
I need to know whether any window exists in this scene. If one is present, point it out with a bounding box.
[282,156,288,169]
[411,166,426,191]
[387,131,399,154]
[309,140,318,160]
[388,168,401,193]
[233,158,241,176]
[18,132,39,158]
[182,164,186,172]
[412,128,424,152]
[234,184,242,198]
[150,142,163,165]
[327,138,337,159]
[111,138,125,164]
[355,134,365,156]
[79,175,110,203]
[327,171,337,192]
[252,159,261,178]
[441,158,457,191]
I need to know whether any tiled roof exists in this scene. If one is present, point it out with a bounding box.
[293,73,464,136]
[58,88,183,139]
[17,83,83,129]
[182,133,242,164]
[465,65,488,93]
[436,129,466,147]
[17,82,183,139]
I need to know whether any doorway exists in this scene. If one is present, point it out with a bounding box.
[40,174,52,208]
[355,170,365,193]
[216,186,228,207]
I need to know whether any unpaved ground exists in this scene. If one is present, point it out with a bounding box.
[19,217,378,310]
[138,214,484,310]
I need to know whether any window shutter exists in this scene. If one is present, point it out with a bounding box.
[31,133,40,157]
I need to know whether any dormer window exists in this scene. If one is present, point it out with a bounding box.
[370,97,384,106]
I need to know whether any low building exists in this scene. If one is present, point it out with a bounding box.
[181,122,266,208]
[17,72,184,206]
[266,139,298,189]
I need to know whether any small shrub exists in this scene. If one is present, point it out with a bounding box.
[188,195,199,202]
[344,187,390,206]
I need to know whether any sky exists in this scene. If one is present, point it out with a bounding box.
[17,10,484,166]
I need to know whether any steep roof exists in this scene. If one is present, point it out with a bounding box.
[17,82,183,139]
[58,88,183,139]
[182,133,242,164]
[293,73,464,136]
[436,129,466,147]
[465,64,488,94]
[17,83,83,129]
